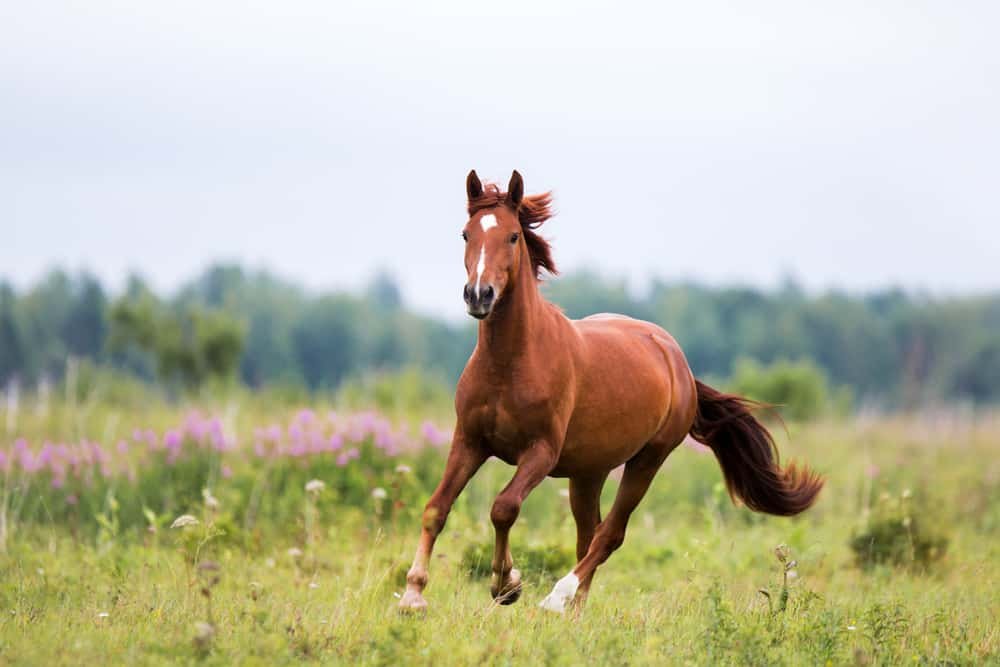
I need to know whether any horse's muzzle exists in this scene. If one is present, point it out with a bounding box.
[464,283,495,319]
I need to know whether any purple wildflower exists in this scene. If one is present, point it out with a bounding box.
[420,421,450,447]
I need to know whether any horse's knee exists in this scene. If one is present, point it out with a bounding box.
[490,495,520,529]
[421,503,448,534]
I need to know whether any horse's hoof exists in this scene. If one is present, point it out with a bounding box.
[491,568,522,605]
[496,585,522,605]
[398,589,428,613]
[539,572,580,614]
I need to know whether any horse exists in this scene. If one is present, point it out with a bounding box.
[399,170,823,614]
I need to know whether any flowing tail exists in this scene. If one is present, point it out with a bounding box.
[689,380,823,516]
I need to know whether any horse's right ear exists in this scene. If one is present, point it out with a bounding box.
[466,170,483,200]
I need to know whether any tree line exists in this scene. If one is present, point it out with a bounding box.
[1,265,998,406]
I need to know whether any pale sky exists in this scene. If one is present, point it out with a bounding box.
[2,1,998,319]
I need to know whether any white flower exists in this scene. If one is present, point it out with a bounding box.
[902,488,912,499]
[394,464,412,474]
[287,547,303,560]
[194,622,215,640]
[97,612,110,618]
[847,625,857,631]
[308,581,319,589]
[372,487,388,500]
[305,479,326,494]
[558,489,570,499]
[202,489,220,511]
[171,514,200,529]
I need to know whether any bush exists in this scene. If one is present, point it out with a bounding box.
[849,489,948,571]
[729,357,850,421]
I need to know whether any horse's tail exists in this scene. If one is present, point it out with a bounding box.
[689,380,823,516]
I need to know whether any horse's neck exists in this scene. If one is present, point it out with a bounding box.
[476,268,552,368]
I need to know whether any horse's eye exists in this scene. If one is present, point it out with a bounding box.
[462,231,469,242]
[509,232,520,244]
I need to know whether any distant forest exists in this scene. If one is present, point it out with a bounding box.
[1,265,998,407]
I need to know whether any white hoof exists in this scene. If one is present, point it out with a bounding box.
[538,573,579,614]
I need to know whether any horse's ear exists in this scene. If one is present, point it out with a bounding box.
[466,170,483,200]
[507,170,524,208]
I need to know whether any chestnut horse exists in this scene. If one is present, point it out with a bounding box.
[399,170,823,614]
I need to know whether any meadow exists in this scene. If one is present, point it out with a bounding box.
[0,391,997,665]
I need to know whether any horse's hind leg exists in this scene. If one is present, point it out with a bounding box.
[540,437,682,613]
[568,474,607,605]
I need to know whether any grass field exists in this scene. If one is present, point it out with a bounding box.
[1,398,997,665]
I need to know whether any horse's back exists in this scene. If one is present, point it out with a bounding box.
[572,314,692,393]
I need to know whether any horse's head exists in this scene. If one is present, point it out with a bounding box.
[461,170,528,320]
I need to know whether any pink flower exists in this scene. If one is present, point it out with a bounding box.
[682,436,711,454]
[420,421,450,447]
[294,409,316,424]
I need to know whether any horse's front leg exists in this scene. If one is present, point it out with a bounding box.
[399,432,487,612]
[489,439,559,604]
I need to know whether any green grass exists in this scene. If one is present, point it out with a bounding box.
[1,404,998,665]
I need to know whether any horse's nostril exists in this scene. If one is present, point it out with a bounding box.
[463,284,473,302]
[483,285,495,302]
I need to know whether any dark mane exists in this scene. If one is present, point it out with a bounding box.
[467,183,557,280]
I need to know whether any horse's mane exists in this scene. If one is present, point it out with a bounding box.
[467,183,557,280]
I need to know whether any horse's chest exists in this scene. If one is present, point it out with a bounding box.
[470,394,542,463]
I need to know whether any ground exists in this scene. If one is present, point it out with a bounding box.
[0,409,997,665]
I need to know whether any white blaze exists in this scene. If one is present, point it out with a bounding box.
[475,244,486,296]
[474,214,497,297]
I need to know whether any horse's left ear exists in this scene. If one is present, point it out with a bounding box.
[507,170,524,208]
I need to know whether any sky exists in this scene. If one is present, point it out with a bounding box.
[2,1,998,320]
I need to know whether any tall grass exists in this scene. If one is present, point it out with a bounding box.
[0,392,997,664]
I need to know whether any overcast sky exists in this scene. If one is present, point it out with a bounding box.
[2,1,997,319]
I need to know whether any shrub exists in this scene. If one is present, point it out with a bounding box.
[849,489,948,570]
[729,357,850,421]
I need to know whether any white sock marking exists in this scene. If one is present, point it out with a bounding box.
[539,572,579,613]
[475,244,486,296]
[480,214,497,232]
